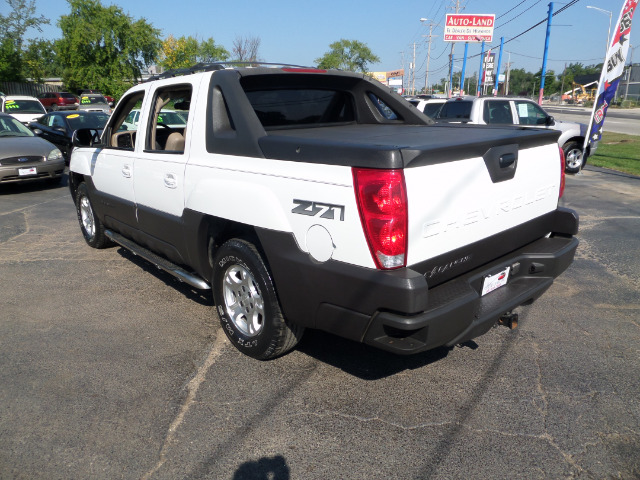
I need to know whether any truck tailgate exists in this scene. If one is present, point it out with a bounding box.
[404,135,562,285]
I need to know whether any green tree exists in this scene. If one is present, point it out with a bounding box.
[159,35,228,70]
[198,37,229,64]
[56,0,161,98]
[315,39,380,73]
[0,0,49,81]
[22,38,60,82]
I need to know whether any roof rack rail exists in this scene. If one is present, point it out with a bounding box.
[143,62,316,83]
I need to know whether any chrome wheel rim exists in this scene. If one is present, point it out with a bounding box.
[79,195,95,239]
[222,264,264,336]
[565,148,583,169]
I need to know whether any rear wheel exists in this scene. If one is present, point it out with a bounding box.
[75,182,111,248]
[563,141,584,174]
[212,238,303,360]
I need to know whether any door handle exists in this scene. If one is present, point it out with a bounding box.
[164,173,177,189]
[121,164,132,178]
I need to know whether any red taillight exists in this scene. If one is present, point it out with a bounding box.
[558,146,566,198]
[353,168,408,269]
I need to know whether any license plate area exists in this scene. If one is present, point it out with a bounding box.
[18,167,37,176]
[481,266,510,296]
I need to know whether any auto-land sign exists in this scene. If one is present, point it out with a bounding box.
[444,14,495,42]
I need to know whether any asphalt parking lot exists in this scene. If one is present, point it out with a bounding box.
[1,168,639,479]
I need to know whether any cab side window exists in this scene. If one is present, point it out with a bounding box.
[515,100,548,125]
[107,91,145,150]
[145,85,192,153]
[483,100,513,124]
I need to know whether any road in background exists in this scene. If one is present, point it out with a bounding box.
[1,172,639,479]
[544,105,640,136]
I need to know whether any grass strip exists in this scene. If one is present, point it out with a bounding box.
[589,132,640,176]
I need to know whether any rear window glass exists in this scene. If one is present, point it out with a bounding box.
[61,93,76,99]
[438,100,472,119]
[66,113,110,130]
[245,89,354,128]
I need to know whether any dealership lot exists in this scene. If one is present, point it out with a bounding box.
[1,170,638,479]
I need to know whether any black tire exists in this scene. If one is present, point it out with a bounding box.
[212,238,304,360]
[75,182,111,249]
[563,141,584,174]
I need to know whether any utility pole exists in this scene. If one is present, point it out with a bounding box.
[624,44,634,101]
[448,0,463,95]
[411,42,417,95]
[559,62,567,105]
[505,52,511,96]
[538,2,554,105]
[400,51,406,94]
[421,19,439,94]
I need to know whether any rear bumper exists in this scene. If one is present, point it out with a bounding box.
[363,235,577,354]
[257,210,579,355]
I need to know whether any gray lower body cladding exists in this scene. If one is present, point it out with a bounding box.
[257,209,578,355]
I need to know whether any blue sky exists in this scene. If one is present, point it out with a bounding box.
[9,0,640,83]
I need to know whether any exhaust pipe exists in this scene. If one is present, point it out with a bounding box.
[498,312,519,329]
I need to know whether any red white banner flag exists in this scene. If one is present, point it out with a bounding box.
[585,0,638,154]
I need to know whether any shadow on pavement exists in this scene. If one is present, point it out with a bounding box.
[296,329,460,380]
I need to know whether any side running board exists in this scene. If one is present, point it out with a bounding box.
[105,230,210,290]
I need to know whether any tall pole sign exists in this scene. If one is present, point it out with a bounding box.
[444,14,495,42]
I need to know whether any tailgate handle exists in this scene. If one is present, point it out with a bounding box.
[500,153,517,168]
[483,144,518,183]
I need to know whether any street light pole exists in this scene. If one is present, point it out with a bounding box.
[586,6,613,59]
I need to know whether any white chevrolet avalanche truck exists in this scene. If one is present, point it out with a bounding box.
[68,64,579,360]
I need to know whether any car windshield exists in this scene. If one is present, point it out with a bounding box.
[0,116,35,137]
[80,96,107,105]
[66,113,110,130]
[4,99,46,114]
[157,111,186,125]
[438,100,473,119]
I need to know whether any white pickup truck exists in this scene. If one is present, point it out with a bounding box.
[68,64,579,360]
[435,96,595,174]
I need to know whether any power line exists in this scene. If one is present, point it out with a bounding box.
[496,0,530,20]
[496,0,542,29]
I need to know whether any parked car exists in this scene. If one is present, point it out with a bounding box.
[29,111,110,163]
[435,96,596,173]
[408,98,447,119]
[79,89,115,107]
[77,94,111,114]
[0,113,65,185]
[0,95,47,125]
[37,91,79,111]
[122,108,187,130]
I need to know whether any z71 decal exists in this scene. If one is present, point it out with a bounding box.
[292,199,345,221]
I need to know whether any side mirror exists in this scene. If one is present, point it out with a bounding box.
[32,128,43,135]
[545,115,555,126]
[72,128,103,148]
[54,126,67,134]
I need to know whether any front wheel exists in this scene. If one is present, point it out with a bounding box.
[563,141,584,174]
[75,182,111,248]
[212,238,304,360]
